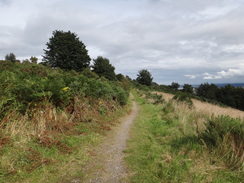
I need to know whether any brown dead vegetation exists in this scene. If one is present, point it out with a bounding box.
[34,131,73,154]
[0,96,124,175]
[25,148,52,172]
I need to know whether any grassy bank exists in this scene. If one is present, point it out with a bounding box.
[0,61,130,182]
[125,91,243,183]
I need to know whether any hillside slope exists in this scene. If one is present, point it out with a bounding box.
[155,92,244,119]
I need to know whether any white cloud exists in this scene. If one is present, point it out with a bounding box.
[222,44,244,53]
[217,68,244,78]
[203,65,244,80]
[185,75,198,79]
[198,4,238,20]
[203,72,222,80]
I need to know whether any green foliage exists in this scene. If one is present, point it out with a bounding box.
[197,83,244,110]
[92,56,116,80]
[197,83,218,100]
[182,84,193,94]
[151,83,174,93]
[0,61,130,182]
[126,91,243,182]
[116,74,132,91]
[170,82,180,91]
[81,68,99,79]
[136,69,153,86]
[43,30,91,72]
[201,116,244,170]
[0,61,129,120]
[30,56,38,64]
[144,92,165,104]
[5,53,16,62]
[173,92,193,107]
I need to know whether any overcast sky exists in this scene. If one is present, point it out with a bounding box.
[1,0,244,85]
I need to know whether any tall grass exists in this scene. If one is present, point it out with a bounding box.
[201,116,244,170]
[125,90,243,183]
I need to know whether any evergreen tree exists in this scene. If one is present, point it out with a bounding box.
[182,84,194,94]
[5,53,16,62]
[136,69,153,86]
[43,30,90,72]
[171,82,180,91]
[92,56,116,80]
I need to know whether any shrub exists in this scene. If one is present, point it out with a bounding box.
[0,62,129,120]
[173,92,193,107]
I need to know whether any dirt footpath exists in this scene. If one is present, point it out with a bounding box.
[76,94,138,183]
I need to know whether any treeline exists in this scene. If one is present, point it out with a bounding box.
[2,30,243,112]
[0,30,133,181]
[197,83,244,111]
[0,30,132,121]
[135,79,244,111]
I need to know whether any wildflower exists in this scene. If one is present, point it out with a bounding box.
[62,87,69,91]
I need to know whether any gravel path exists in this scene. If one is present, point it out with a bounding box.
[77,94,138,183]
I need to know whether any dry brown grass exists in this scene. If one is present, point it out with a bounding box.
[154,91,244,119]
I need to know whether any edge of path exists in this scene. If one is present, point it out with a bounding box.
[69,93,138,183]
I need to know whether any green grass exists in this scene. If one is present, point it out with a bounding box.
[0,61,131,182]
[125,90,243,183]
[0,96,131,183]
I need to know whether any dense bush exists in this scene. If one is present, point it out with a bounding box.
[173,92,193,107]
[0,61,129,120]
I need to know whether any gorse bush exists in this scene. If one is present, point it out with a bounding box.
[0,61,129,120]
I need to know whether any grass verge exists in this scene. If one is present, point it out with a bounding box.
[0,98,131,183]
[125,90,243,183]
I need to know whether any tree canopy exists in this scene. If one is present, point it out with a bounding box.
[170,82,180,91]
[182,84,194,94]
[136,69,153,86]
[92,56,116,80]
[43,30,91,72]
[5,53,16,62]
[30,56,38,64]
[197,83,218,99]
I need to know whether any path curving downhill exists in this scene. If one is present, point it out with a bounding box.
[78,94,138,183]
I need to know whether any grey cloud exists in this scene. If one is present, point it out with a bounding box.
[0,0,12,6]
[1,0,244,84]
